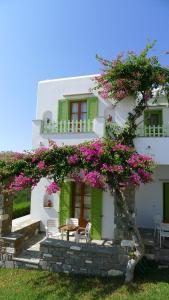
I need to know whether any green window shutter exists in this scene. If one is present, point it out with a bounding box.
[58,99,70,121]
[59,181,72,226]
[144,110,162,126]
[87,97,98,121]
[91,188,102,240]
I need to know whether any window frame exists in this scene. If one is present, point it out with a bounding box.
[70,100,87,122]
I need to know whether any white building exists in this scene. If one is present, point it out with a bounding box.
[31,74,169,239]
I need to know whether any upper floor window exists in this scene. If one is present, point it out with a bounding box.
[58,97,98,122]
[144,110,162,126]
[70,101,87,122]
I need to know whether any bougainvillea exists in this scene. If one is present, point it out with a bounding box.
[0,139,154,195]
[94,41,169,103]
[94,41,169,146]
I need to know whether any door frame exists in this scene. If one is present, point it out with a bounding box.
[163,182,169,223]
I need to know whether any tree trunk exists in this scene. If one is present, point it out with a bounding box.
[114,187,144,283]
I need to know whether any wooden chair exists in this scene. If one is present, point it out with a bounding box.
[160,223,169,248]
[46,219,62,239]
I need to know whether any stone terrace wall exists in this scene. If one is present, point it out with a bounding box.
[40,239,128,277]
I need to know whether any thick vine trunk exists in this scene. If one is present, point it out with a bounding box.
[114,188,144,283]
[121,96,146,146]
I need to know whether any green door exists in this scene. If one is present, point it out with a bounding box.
[163,183,169,222]
[91,188,102,240]
[59,181,72,225]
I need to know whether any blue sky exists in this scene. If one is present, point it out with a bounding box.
[0,0,169,152]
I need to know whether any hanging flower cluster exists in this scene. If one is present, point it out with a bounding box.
[94,41,169,103]
[0,139,155,195]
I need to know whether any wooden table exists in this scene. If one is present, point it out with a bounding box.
[59,224,79,241]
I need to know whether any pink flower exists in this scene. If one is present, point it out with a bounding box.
[37,161,46,170]
[84,171,106,189]
[102,164,124,174]
[114,90,127,100]
[130,174,141,186]
[68,154,79,165]
[34,147,49,154]
[100,90,109,99]
[112,144,130,152]
[10,173,34,191]
[46,182,60,195]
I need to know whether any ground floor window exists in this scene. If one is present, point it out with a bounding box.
[59,181,103,239]
[71,182,91,227]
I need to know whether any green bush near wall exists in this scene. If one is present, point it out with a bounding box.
[12,189,31,219]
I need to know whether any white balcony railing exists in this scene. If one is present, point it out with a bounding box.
[42,119,94,134]
[136,125,169,137]
[105,122,169,138]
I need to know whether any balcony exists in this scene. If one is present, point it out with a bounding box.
[42,119,94,134]
[106,122,169,138]
[136,125,169,137]
[105,122,169,164]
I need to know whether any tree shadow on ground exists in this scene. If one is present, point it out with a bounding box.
[26,262,169,300]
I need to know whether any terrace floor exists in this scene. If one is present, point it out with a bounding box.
[12,226,169,266]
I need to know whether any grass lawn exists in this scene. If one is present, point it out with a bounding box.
[0,265,169,300]
[13,189,31,219]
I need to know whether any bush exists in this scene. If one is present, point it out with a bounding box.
[13,189,31,219]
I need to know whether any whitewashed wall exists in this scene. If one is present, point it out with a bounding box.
[136,165,169,228]
[31,74,169,235]
[30,178,60,231]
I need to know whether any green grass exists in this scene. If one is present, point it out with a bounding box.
[13,189,31,219]
[0,265,169,300]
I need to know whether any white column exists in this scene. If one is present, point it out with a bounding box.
[93,117,105,138]
[32,120,42,149]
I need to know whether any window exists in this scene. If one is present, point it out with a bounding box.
[70,101,87,122]
[144,110,162,126]
[144,110,163,136]
[71,183,91,227]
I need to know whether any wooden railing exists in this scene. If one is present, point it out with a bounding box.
[42,119,94,134]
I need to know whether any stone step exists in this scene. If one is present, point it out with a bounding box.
[13,256,40,264]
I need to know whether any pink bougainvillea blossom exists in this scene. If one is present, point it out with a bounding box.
[46,182,60,195]
[101,163,124,174]
[37,161,46,170]
[84,171,106,189]
[34,147,49,154]
[128,153,152,168]
[130,174,141,186]
[10,174,35,191]
[112,144,130,152]
[68,154,80,165]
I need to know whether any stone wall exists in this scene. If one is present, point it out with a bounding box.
[2,221,40,256]
[40,239,128,277]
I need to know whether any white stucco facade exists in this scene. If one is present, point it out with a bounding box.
[31,74,169,239]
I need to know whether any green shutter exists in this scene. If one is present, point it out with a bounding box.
[87,97,98,121]
[58,99,69,121]
[91,188,102,240]
[59,181,72,225]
